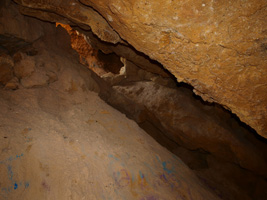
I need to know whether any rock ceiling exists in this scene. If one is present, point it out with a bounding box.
[13,0,267,138]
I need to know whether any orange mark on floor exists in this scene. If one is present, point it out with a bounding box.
[100,110,110,114]
[137,171,149,191]
[21,128,30,135]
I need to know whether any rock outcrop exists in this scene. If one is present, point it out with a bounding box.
[0,19,221,200]
[108,81,267,175]
[1,1,267,199]
[95,60,267,199]
[12,0,267,138]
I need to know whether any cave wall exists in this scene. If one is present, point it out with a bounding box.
[0,3,224,199]
[13,0,267,138]
[1,1,267,199]
[0,40,220,200]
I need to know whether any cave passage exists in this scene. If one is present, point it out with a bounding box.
[0,1,267,200]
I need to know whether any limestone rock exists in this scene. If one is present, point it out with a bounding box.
[12,52,61,88]
[0,87,220,200]
[46,71,58,83]
[0,37,221,200]
[0,0,44,43]
[196,155,267,200]
[0,35,30,55]
[14,56,35,79]
[0,54,14,85]
[0,2,266,199]
[43,62,60,73]
[4,77,19,90]
[80,0,267,138]
[38,61,59,84]
[14,0,121,43]
[101,72,125,85]
[13,0,267,137]
[20,70,49,88]
[110,81,267,176]
[83,31,171,78]
[0,54,14,66]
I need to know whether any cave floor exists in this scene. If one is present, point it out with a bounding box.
[0,86,219,200]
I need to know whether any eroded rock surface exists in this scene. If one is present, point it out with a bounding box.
[1,1,267,200]
[14,0,120,44]
[0,54,14,85]
[111,81,267,175]
[0,0,44,54]
[0,29,220,200]
[13,0,267,137]
[97,65,267,200]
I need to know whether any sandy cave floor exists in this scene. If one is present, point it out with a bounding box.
[0,85,219,200]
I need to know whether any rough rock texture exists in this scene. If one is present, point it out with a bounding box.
[1,90,219,200]
[1,1,267,199]
[81,0,267,138]
[0,32,220,200]
[0,0,44,54]
[14,0,120,44]
[13,0,267,137]
[56,23,123,76]
[55,24,267,199]
[96,64,267,199]
[0,87,219,200]
[0,54,14,85]
[82,30,171,78]
[110,81,267,175]
[57,24,171,78]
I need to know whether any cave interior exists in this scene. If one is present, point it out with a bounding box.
[0,0,267,200]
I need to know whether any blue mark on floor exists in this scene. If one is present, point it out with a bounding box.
[0,153,24,164]
[108,154,119,161]
[139,171,144,179]
[25,182,30,189]
[162,161,174,174]
[0,153,30,198]
[7,165,13,181]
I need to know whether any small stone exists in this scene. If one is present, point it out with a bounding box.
[4,77,19,90]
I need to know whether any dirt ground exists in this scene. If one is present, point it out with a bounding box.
[0,42,220,200]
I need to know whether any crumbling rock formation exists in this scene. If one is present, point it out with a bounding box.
[96,59,267,199]
[13,0,267,138]
[14,0,121,43]
[1,1,267,200]
[108,81,267,175]
[0,7,223,199]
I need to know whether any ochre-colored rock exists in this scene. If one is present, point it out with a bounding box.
[1,2,266,199]
[0,54,14,85]
[20,70,49,88]
[82,31,171,78]
[80,0,267,138]
[96,62,267,199]
[14,56,35,79]
[14,0,120,44]
[0,0,44,44]
[110,81,267,176]
[13,0,267,137]
[0,30,221,200]
[4,77,19,90]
